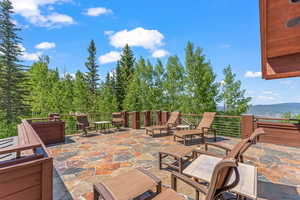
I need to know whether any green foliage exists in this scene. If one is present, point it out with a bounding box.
[0,0,28,123]
[0,121,16,138]
[183,42,220,114]
[98,74,118,113]
[73,71,90,113]
[26,56,50,115]
[115,44,135,110]
[163,56,185,111]
[221,65,251,115]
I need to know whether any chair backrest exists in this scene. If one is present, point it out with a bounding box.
[206,158,239,200]
[166,112,180,125]
[227,128,266,160]
[76,115,89,128]
[197,112,216,130]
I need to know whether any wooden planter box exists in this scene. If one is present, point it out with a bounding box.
[255,121,300,147]
[31,121,65,145]
[260,0,300,79]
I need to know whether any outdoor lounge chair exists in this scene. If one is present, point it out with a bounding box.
[159,128,265,173]
[93,158,239,200]
[145,111,180,137]
[173,112,216,145]
[195,128,265,162]
[156,158,239,200]
[93,167,161,200]
[76,115,95,136]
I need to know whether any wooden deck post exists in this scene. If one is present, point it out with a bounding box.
[122,111,129,128]
[144,111,151,127]
[132,112,140,129]
[162,111,170,124]
[156,110,162,125]
[241,115,255,139]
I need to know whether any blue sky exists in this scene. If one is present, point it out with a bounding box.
[11,0,300,105]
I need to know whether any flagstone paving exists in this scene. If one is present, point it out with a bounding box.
[48,129,300,200]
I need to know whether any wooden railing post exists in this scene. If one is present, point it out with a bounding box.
[132,112,140,129]
[122,111,129,128]
[241,115,255,139]
[162,111,170,124]
[156,110,162,125]
[144,111,151,127]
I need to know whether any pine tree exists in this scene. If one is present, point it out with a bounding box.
[85,40,99,94]
[115,44,135,110]
[221,65,251,115]
[73,71,90,113]
[184,42,219,114]
[163,56,185,111]
[0,0,27,123]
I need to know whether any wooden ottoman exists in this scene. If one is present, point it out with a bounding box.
[159,144,194,173]
[93,168,161,200]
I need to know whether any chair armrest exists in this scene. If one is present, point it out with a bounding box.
[204,143,231,155]
[171,171,208,194]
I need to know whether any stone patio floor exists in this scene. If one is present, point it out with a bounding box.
[48,129,300,200]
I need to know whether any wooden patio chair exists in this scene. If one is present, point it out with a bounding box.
[76,115,95,136]
[112,112,124,130]
[173,112,216,145]
[93,168,161,200]
[196,128,266,163]
[159,128,265,173]
[145,111,180,137]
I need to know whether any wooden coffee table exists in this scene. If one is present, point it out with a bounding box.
[183,155,257,199]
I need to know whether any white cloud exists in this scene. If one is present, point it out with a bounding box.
[11,0,75,27]
[244,71,262,78]
[84,7,112,16]
[47,13,74,25]
[109,27,164,50]
[19,44,41,61]
[99,51,121,64]
[104,30,114,36]
[35,42,56,50]
[152,49,169,58]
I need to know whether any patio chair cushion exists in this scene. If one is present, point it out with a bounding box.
[145,125,168,131]
[174,129,203,137]
[160,145,194,158]
[152,189,185,200]
[100,168,159,200]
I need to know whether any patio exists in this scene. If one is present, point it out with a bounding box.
[48,129,300,200]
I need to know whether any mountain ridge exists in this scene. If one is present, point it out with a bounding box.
[247,103,300,117]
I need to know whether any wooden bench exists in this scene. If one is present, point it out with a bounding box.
[0,119,53,200]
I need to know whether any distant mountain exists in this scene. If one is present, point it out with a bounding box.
[247,103,300,117]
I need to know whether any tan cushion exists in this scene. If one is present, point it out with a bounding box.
[174,129,203,137]
[101,169,157,200]
[160,145,194,158]
[153,189,185,200]
[146,125,168,131]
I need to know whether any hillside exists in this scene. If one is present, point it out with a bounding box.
[247,103,300,117]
